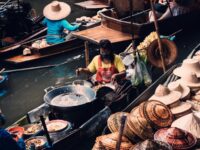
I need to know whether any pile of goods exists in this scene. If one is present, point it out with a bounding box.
[76,15,101,23]
[93,57,200,149]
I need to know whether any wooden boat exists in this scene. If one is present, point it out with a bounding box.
[1,37,84,65]
[73,9,200,43]
[0,15,45,53]
[0,21,102,65]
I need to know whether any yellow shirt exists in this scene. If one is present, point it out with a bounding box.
[87,55,125,73]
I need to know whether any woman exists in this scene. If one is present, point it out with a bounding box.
[149,0,191,21]
[76,39,126,84]
[0,109,25,150]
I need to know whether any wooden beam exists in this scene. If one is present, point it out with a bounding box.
[84,41,90,66]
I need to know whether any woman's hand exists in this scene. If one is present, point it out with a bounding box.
[76,68,84,76]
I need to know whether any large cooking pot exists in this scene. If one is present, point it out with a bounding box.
[44,85,101,127]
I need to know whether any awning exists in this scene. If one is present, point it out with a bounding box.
[74,0,109,10]
[73,25,132,44]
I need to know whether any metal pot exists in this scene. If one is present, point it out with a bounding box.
[43,85,100,127]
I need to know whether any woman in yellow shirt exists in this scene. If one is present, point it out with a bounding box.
[76,39,126,83]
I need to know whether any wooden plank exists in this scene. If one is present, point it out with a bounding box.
[73,25,132,44]
[75,0,109,9]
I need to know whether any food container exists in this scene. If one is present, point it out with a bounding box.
[23,124,42,138]
[46,119,72,142]
[7,126,24,141]
[25,136,47,150]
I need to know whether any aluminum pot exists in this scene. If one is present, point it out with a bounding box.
[43,85,100,127]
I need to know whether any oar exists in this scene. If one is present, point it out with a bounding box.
[0,68,5,74]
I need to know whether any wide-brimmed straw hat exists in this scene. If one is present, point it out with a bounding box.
[171,112,200,139]
[177,72,200,88]
[139,100,173,129]
[130,139,172,150]
[154,127,197,150]
[170,102,192,118]
[167,81,190,100]
[43,1,71,20]
[173,59,200,77]
[149,84,181,106]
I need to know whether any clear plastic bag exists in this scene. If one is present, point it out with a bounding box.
[131,53,143,86]
[131,52,152,86]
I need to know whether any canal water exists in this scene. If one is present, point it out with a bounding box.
[0,0,200,149]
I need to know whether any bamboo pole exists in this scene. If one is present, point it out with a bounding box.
[84,41,90,66]
[116,115,127,150]
[150,0,166,72]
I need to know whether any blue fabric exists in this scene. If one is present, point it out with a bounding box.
[42,18,79,44]
[0,128,24,150]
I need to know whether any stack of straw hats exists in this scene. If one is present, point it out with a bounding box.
[149,84,192,119]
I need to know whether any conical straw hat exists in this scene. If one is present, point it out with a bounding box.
[171,112,200,139]
[107,112,129,133]
[173,59,200,77]
[127,115,154,140]
[154,127,197,150]
[43,1,71,20]
[167,81,190,100]
[177,72,200,88]
[139,100,173,129]
[149,84,181,106]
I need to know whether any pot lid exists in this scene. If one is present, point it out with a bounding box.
[131,139,172,150]
[139,100,173,129]
[154,127,197,150]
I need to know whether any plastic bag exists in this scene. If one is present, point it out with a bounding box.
[131,53,143,86]
[131,52,152,86]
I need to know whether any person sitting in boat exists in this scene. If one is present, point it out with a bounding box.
[30,1,80,50]
[76,39,126,84]
[149,0,191,21]
[0,109,25,150]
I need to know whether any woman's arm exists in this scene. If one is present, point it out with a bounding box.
[62,20,79,31]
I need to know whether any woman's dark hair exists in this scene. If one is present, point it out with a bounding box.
[99,39,113,52]
[99,39,115,63]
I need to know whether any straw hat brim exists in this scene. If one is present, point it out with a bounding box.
[149,91,181,106]
[167,82,190,100]
[43,2,71,20]
[170,102,192,115]
[173,67,200,78]
[177,79,200,88]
